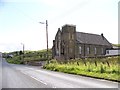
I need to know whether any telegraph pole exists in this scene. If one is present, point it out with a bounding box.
[39,20,49,63]
[46,20,49,63]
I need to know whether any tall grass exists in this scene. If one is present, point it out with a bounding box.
[6,56,24,64]
[6,49,52,64]
[43,56,120,82]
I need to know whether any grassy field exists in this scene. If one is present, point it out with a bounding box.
[43,56,120,82]
[24,49,52,61]
[6,49,52,64]
[112,44,120,47]
[6,56,24,64]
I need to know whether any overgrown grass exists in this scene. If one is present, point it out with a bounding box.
[112,44,120,47]
[6,49,52,64]
[6,56,24,64]
[23,49,52,61]
[43,56,120,82]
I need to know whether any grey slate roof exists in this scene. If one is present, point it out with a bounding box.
[76,32,112,46]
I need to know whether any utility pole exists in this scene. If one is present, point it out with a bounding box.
[39,20,49,63]
[46,20,49,63]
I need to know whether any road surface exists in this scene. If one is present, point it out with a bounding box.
[1,58,119,88]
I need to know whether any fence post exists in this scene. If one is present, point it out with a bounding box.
[94,60,97,67]
[82,58,87,66]
[106,61,110,67]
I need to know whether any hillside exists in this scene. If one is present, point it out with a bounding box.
[6,49,52,64]
[112,44,120,47]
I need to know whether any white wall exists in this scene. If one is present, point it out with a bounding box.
[106,50,120,56]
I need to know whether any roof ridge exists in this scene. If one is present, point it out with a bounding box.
[76,31,112,46]
[76,31,100,36]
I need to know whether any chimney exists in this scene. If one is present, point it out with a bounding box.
[53,40,55,46]
[58,28,60,31]
[101,33,104,40]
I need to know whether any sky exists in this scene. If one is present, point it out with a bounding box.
[0,0,119,52]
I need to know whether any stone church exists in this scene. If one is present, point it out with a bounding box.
[52,24,113,60]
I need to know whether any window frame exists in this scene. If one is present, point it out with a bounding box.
[79,46,82,54]
[87,47,90,55]
[95,47,97,54]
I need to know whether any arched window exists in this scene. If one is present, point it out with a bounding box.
[95,47,97,54]
[87,47,90,54]
[79,46,82,54]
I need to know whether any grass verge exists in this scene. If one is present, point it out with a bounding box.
[43,56,120,82]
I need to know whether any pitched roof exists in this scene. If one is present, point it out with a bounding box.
[76,32,112,46]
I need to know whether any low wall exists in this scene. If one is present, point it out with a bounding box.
[25,61,46,66]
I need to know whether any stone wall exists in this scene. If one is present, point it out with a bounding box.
[75,44,110,58]
[61,24,76,59]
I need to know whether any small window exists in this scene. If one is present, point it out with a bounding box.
[56,49,59,56]
[69,33,71,39]
[62,47,64,55]
[69,33,74,40]
[95,47,97,54]
[79,46,82,54]
[87,47,90,54]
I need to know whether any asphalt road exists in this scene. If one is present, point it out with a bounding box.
[1,58,119,88]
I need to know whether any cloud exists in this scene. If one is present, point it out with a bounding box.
[0,43,21,52]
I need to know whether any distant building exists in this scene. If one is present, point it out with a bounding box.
[106,46,120,56]
[52,24,113,60]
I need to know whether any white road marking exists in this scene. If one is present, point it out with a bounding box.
[24,67,35,70]
[21,71,47,85]
[30,76,47,85]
